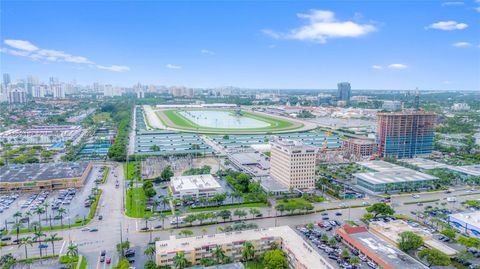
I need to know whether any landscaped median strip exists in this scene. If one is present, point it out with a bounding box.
[403,199,440,205]
[101,167,109,184]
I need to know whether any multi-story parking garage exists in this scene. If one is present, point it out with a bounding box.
[0,162,92,193]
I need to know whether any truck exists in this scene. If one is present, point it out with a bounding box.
[447,197,457,202]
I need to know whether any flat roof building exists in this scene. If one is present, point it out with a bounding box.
[0,125,83,145]
[448,165,480,177]
[449,211,480,236]
[400,158,447,170]
[0,162,92,193]
[369,220,458,257]
[228,151,270,177]
[270,138,318,189]
[343,138,376,158]
[376,111,436,158]
[336,225,428,269]
[170,174,223,199]
[155,226,336,269]
[354,160,438,194]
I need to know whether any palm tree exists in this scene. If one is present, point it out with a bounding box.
[42,202,49,226]
[152,199,160,213]
[66,242,79,267]
[25,211,32,230]
[30,221,41,232]
[161,196,169,210]
[34,207,45,226]
[18,236,33,259]
[158,212,167,229]
[174,211,182,228]
[12,221,23,242]
[143,216,151,229]
[173,251,189,269]
[211,245,225,264]
[144,246,156,260]
[13,211,22,222]
[57,208,66,227]
[33,231,46,257]
[249,208,260,219]
[241,241,255,262]
[350,256,361,267]
[45,233,60,255]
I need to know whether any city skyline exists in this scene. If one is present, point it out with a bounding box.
[1,1,479,90]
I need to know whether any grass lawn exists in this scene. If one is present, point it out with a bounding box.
[187,202,268,213]
[246,260,266,269]
[126,187,148,218]
[78,256,87,269]
[124,161,140,181]
[277,197,313,208]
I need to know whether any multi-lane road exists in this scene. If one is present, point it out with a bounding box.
[2,163,479,269]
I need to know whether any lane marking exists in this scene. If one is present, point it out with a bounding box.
[59,240,67,254]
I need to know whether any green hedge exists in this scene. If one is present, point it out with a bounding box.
[101,167,109,183]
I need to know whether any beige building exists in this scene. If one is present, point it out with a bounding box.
[155,226,336,269]
[369,220,458,257]
[270,138,318,189]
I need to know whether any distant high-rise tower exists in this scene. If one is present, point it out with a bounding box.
[3,73,11,89]
[52,84,65,99]
[337,82,351,102]
[376,111,436,158]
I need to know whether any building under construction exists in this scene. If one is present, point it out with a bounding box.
[376,111,436,158]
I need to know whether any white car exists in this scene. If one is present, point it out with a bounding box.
[412,194,420,199]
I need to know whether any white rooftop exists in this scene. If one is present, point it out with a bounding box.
[156,226,332,269]
[450,211,480,228]
[401,158,447,170]
[357,160,409,172]
[448,165,480,177]
[354,170,438,185]
[170,174,221,192]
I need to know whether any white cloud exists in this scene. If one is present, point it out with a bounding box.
[372,65,383,70]
[441,1,464,6]
[200,49,215,55]
[388,64,408,70]
[426,21,468,30]
[263,9,376,43]
[96,65,130,72]
[4,40,39,51]
[2,39,128,72]
[452,42,472,47]
[166,64,182,69]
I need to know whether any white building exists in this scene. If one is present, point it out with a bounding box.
[170,174,223,199]
[8,88,27,104]
[32,85,46,98]
[52,84,65,99]
[449,211,480,236]
[451,103,470,111]
[0,125,83,145]
[270,138,318,189]
[382,100,402,111]
[103,84,122,97]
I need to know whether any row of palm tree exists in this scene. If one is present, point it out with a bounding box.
[10,204,68,234]
[169,241,256,269]
[16,232,61,259]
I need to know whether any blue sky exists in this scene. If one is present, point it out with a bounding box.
[1,1,479,90]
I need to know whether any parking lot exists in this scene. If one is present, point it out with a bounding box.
[297,214,398,269]
[1,165,103,231]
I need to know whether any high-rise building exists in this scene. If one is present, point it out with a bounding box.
[270,138,318,189]
[32,85,46,98]
[376,111,436,158]
[337,82,351,102]
[52,84,65,99]
[8,88,27,104]
[2,73,11,89]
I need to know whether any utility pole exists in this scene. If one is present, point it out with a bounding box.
[119,222,124,258]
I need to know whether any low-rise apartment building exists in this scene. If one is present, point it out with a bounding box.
[156,226,336,269]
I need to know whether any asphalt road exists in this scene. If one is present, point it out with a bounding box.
[2,163,479,269]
